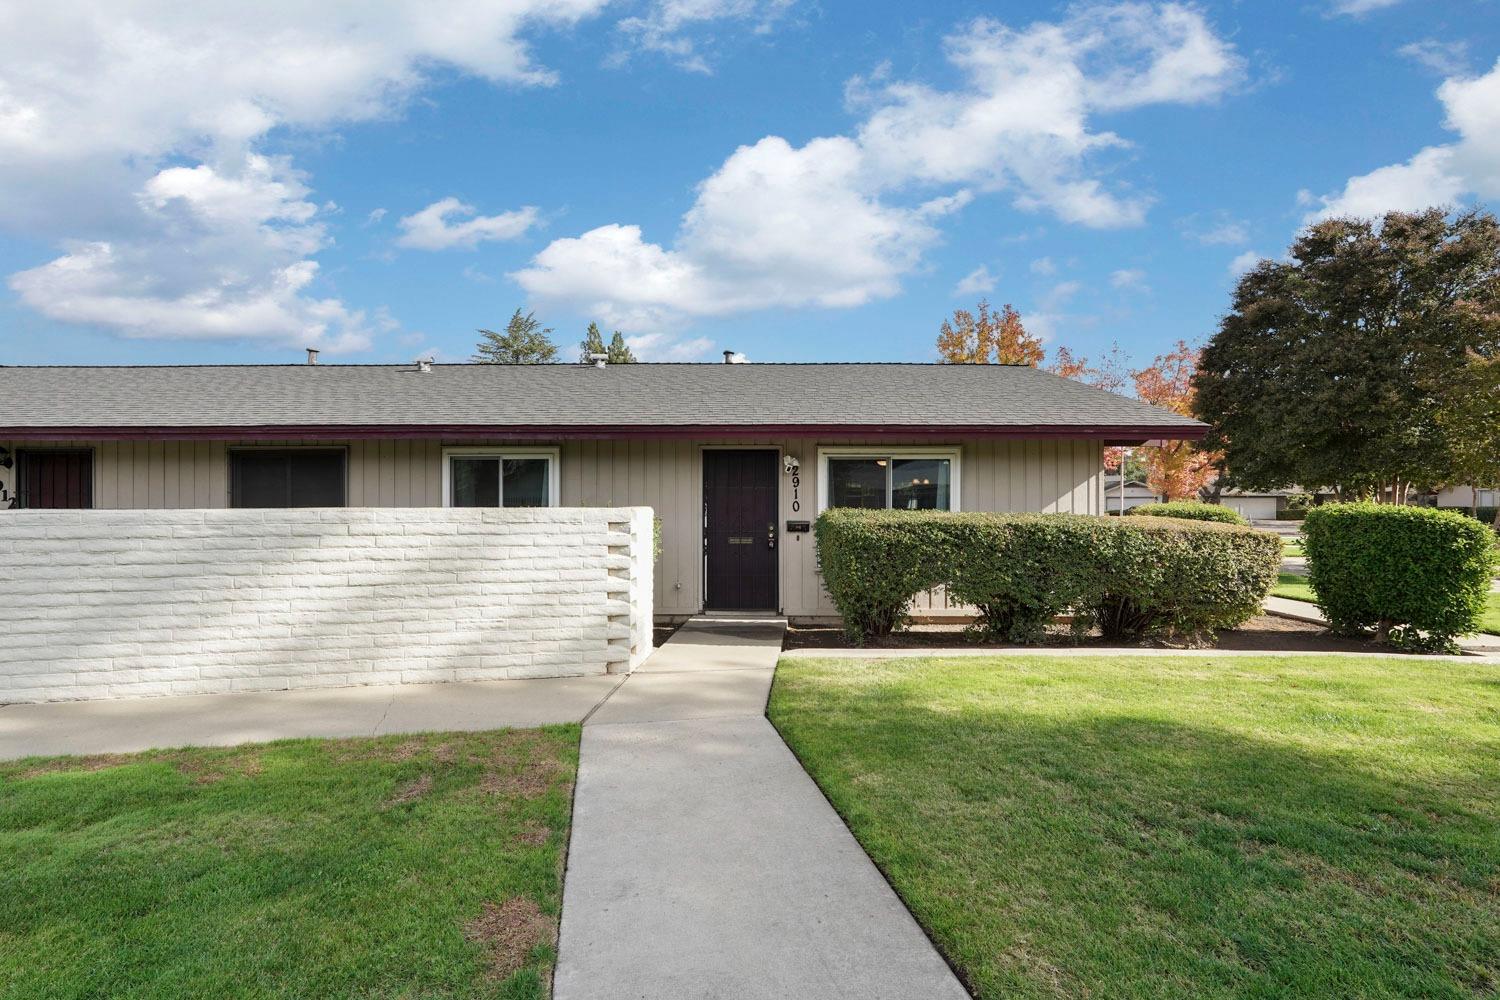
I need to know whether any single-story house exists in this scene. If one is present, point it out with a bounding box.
[1431,484,1498,511]
[0,360,1205,621]
[1101,474,1158,514]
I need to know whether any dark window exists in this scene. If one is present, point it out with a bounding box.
[447,455,553,508]
[451,458,500,507]
[828,458,888,509]
[891,458,951,510]
[230,450,346,508]
[16,450,93,509]
[827,455,953,511]
[501,459,549,507]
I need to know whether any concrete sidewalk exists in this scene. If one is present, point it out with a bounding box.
[0,673,620,760]
[554,617,968,1000]
[1264,595,1500,655]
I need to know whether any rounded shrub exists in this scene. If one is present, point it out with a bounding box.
[816,509,1281,645]
[814,509,950,642]
[1303,503,1493,652]
[1126,501,1249,526]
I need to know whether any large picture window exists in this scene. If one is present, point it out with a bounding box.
[230,449,346,508]
[443,448,559,508]
[821,449,958,511]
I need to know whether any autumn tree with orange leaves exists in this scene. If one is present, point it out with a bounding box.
[936,300,1045,365]
[1132,340,1219,501]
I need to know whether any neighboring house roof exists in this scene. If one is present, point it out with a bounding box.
[0,362,1208,442]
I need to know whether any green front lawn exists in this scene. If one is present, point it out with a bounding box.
[1270,570,1317,604]
[771,654,1500,999]
[0,728,578,999]
[1272,571,1500,635]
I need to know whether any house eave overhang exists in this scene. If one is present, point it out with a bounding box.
[0,422,1209,443]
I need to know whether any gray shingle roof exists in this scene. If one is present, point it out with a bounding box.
[0,363,1205,436]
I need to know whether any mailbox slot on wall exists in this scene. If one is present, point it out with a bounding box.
[785,520,811,533]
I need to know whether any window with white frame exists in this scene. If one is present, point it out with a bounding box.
[819,448,959,511]
[442,448,559,508]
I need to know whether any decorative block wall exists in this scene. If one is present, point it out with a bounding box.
[0,506,654,704]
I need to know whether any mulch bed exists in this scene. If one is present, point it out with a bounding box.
[783,614,1410,655]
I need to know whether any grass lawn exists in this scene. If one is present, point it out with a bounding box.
[770,654,1500,999]
[0,728,577,999]
[1271,571,1500,635]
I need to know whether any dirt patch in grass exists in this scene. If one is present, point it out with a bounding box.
[20,754,133,779]
[479,758,567,799]
[516,822,551,847]
[385,773,434,808]
[463,897,554,981]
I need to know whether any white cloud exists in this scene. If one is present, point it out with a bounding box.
[1030,256,1058,276]
[624,332,716,360]
[1179,212,1248,245]
[1228,250,1262,276]
[0,0,614,350]
[1109,268,1148,291]
[1307,59,1500,221]
[396,198,539,251]
[1398,39,1469,77]
[852,4,1241,228]
[516,3,1242,340]
[514,135,951,329]
[1330,0,1403,15]
[365,208,388,226]
[9,155,370,350]
[954,265,998,295]
[1042,280,1083,310]
[614,0,796,73]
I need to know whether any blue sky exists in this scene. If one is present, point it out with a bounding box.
[0,1,1496,370]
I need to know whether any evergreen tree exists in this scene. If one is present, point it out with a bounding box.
[472,310,558,364]
[579,322,638,363]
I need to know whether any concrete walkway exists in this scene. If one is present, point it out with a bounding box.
[0,674,619,760]
[1264,595,1500,655]
[555,617,969,1000]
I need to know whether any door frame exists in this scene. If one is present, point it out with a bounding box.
[698,444,783,613]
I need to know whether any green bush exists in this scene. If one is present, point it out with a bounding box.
[816,509,1282,644]
[1304,503,1493,652]
[814,509,950,642]
[1127,501,1249,526]
[1438,506,1499,527]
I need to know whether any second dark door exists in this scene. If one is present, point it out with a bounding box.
[703,449,779,611]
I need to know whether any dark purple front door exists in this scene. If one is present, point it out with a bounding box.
[703,449,779,611]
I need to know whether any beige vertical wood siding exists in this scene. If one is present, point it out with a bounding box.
[1,435,1102,617]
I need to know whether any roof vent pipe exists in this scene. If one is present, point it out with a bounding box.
[588,352,609,369]
[417,357,433,374]
[305,348,320,365]
[722,350,734,364]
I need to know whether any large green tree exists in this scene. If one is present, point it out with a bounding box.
[579,322,637,363]
[1194,208,1500,501]
[472,309,559,364]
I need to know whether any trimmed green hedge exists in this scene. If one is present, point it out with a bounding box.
[816,509,1281,644]
[1438,506,1499,527]
[1127,501,1249,526]
[1304,503,1493,652]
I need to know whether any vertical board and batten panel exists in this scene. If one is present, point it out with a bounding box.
[5,434,1103,618]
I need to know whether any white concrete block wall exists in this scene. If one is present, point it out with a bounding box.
[0,507,654,704]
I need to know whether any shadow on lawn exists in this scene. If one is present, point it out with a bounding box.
[775,691,1500,999]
